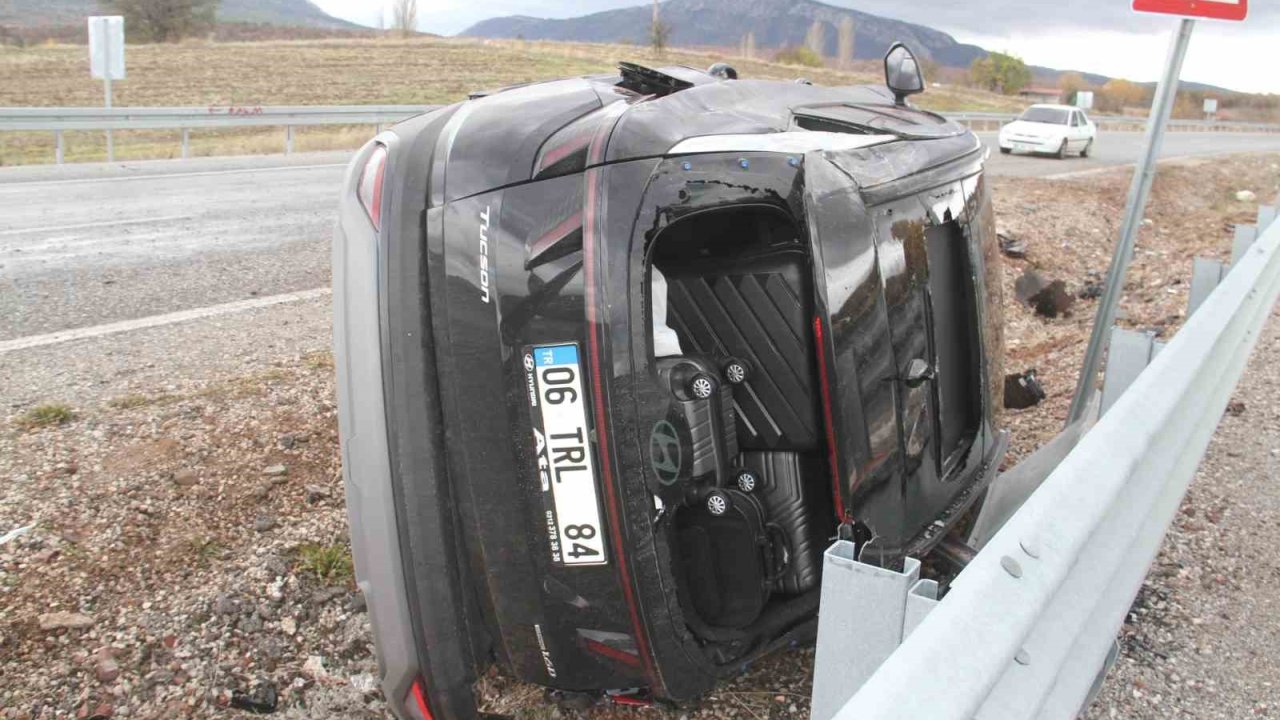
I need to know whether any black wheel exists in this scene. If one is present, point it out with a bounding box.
[1081,139,1093,158]
[689,373,716,400]
[705,490,731,516]
[999,146,1012,155]
[736,469,759,494]
[1056,139,1068,159]
[722,358,750,385]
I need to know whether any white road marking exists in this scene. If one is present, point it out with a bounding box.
[0,214,195,237]
[0,163,347,190]
[0,287,331,355]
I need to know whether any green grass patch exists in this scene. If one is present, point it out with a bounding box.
[296,543,354,584]
[14,403,75,430]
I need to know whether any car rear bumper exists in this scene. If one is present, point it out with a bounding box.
[335,136,479,720]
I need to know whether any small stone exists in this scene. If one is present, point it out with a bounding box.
[262,465,287,477]
[280,617,297,636]
[351,673,378,694]
[214,594,240,616]
[278,434,296,450]
[238,615,264,634]
[302,655,328,680]
[346,592,367,614]
[253,515,277,533]
[230,683,278,714]
[1236,190,1257,202]
[96,655,121,684]
[171,470,198,487]
[304,485,330,503]
[38,611,94,631]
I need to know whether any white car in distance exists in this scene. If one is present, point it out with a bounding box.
[998,104,1097,159]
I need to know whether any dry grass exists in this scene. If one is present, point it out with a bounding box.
[0,36,1026,165]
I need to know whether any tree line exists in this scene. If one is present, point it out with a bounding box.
[99,0,422,42]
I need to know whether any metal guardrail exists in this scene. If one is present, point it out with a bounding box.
[813,204,1280,720]
[0,105,438,162]
[1,105,1277,164]
[947,111,1280,133]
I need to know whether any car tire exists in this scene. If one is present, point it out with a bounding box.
[1081,140,1093,158]
[1056,139,1068,159]
[999,147,1012,155]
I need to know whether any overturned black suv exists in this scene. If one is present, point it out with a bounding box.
[334,46,1007,720]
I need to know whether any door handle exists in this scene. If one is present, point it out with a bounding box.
[904,358,935,388]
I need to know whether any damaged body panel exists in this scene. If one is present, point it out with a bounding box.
[333,62,1007,720]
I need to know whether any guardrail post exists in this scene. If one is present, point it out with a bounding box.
[1232,225,1258,266]
[811,542,929,720]
[1259,205,1278,231]
[1101,328,1165,414]
[1189,257,1229,316]
[55,130,64,165]
[285,125,294,155]
[181,128,190,160]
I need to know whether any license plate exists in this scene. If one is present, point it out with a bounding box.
[525,344,609,567]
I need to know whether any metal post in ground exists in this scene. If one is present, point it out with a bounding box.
[102,17,115,163]
[55,130,65,164]
[181,128,190,159]
[285,125,294,155]
[1067,18,1195,426]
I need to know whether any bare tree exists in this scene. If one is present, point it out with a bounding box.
[649,0,672,57]
[837,17,855,69]
[392,0,418,38]
[804,20,826,60]
[740,30,756,60]
[105,0,219,43]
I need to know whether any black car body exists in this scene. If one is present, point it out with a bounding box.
[334,62,1007,720]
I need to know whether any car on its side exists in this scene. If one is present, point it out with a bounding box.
[334,45,1008,720]
[998,104,1097,158]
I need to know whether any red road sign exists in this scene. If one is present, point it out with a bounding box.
[1133,0,1247,21]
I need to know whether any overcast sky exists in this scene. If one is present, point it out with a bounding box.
[311,0,1280,93]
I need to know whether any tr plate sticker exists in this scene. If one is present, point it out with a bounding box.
[526,344,609,567]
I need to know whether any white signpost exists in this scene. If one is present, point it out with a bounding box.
[88,16,125,162]
[1068,0,1250,423]
[1075,90,1095,110]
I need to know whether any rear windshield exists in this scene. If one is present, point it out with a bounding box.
[1019,107,1070,125]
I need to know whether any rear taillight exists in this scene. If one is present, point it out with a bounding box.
[357,144,388,231]
[404,678,434,720]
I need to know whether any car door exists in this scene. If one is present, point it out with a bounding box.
[870,182,982,484]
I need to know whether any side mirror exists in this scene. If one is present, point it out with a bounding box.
[884,42,925,106]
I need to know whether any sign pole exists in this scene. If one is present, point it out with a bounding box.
[102,17,115,163]
[1066,17,1195,425]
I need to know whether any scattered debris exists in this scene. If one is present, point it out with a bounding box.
[230,683,279,715]
[1078,271,1104,300]
[998,231,1027,259]
[37,611,94,631]
[1,524,34,546]
[1004,370,1047,410]
[1015,269,1075,318]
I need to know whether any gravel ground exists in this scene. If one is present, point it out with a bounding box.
[1,154,1278,719]
[1084,311,1280,719]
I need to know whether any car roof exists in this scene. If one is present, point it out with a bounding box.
[1027,103,1081,111]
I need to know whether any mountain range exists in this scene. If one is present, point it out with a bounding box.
[0,0,360,30]
[463,0,990,68]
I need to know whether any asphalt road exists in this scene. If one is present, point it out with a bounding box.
[2,132,1280,343]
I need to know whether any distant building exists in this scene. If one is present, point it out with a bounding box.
[1018,87,1062,104]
